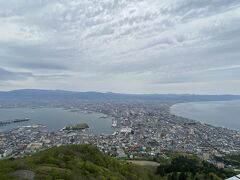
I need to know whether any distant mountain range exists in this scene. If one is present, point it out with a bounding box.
[0,89,240,102]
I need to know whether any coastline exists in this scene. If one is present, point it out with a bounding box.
[0,107,115,135]
[170,100,240,132]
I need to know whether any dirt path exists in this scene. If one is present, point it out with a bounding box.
[127,160,160,166]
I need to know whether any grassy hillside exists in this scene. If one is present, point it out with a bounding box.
[0,145,237,179]
[0,145,158,180]
[214,154,240,169]
[156,155,236,179]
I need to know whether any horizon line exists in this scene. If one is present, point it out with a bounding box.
[1,88,240,96]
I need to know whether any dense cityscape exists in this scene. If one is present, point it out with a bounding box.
[1,101,239,171]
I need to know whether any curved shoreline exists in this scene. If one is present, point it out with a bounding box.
[0,107,114,135]
[170,100,240,132]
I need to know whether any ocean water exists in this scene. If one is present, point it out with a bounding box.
[171,100,240,132]
[0,108,114,134]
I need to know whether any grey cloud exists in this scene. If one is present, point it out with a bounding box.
[152,65,240,85]
[139,38,175,50]
[0,40,77,71]
[0,66,70,83]
[0,0,240,93]
[0,67,33,81]
[161,0,240,19]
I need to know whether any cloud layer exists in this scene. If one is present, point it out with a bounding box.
[0,0,240,94]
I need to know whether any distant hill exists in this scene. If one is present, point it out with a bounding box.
[0,145,158,180]
[0,89,240,102]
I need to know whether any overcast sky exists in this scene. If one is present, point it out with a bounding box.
[0,0,240,94]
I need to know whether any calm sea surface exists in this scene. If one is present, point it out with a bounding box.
[0,108,114,134]
[171,100,240,132]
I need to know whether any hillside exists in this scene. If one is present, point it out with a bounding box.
[0,145,158,180]
[0,145,237,180]
[155,155,236,179]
